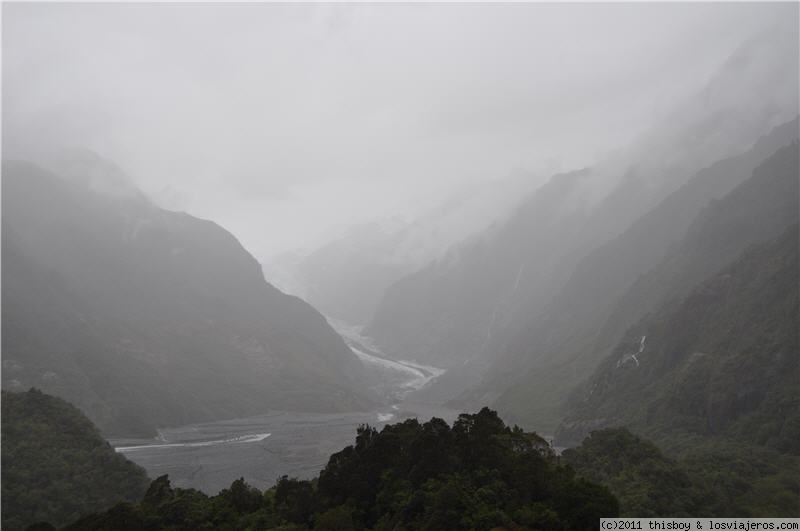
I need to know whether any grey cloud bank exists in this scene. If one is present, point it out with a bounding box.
[3,2,797,260]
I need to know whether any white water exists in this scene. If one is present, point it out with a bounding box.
[350,346,426,379]
[350,346,445,390]
[117,433,271,452]
[329,318,446,395]
[616,335,647,368]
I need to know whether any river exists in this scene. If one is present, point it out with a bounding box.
[112,320,457,494]
[112,403,459,495]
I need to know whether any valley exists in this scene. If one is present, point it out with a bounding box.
[2,3,799,528]
[110,405,461,495]
[110,318,456,495]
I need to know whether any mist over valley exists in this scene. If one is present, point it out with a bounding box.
[2,3,798,529]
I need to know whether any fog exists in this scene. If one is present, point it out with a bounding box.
[3,2,796,261]
[3,5,800,520]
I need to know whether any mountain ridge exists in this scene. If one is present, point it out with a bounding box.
[465,120,799,431]
[556,221,799,453]
[2,158,376,437]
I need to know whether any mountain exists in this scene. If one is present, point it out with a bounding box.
[368,167,594,368]
[263,219,420,326]
[547,118,798,338]
[368,121,797,398]
[1,154,375,437]
[465,121,799,431]
[1,388,151,531]
[554,217,800,515]
[262,169,542,326]
[366,32,797,381]
[556,219,799,451]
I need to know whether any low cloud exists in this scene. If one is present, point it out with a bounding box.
[3,3,796,260]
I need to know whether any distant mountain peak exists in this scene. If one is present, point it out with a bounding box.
[48,148,146,201]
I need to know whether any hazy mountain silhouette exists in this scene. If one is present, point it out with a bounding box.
[366,32,797,381]
[463,121,799,431]
[262,170,542,326]
[2,155,376,437]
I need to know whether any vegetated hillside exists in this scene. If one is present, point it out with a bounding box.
[476,122,799,425]
[474,137,799,432]
[562,428,800,517]
[562,428,697,517]
[1,155,375,437]
[1,389,151,531]
[556,220,799,452]
[366,33,797,387]
[64,408,619,531]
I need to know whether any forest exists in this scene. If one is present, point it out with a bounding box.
[1,389,150,530]
[9,388,798,530]
[6,393,618,530]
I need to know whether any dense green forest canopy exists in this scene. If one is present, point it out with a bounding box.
[562,428,800,518]
[1,389,150,531]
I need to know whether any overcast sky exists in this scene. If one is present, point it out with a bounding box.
[3,3,797,261]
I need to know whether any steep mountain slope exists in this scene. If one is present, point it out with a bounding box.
[467,123,798,431]
[367,167,596,368]
[1,388,151,531]
[546,118,797,341]
[367,32,797,377]
[556,221,799,453]
[2,156,374,437]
